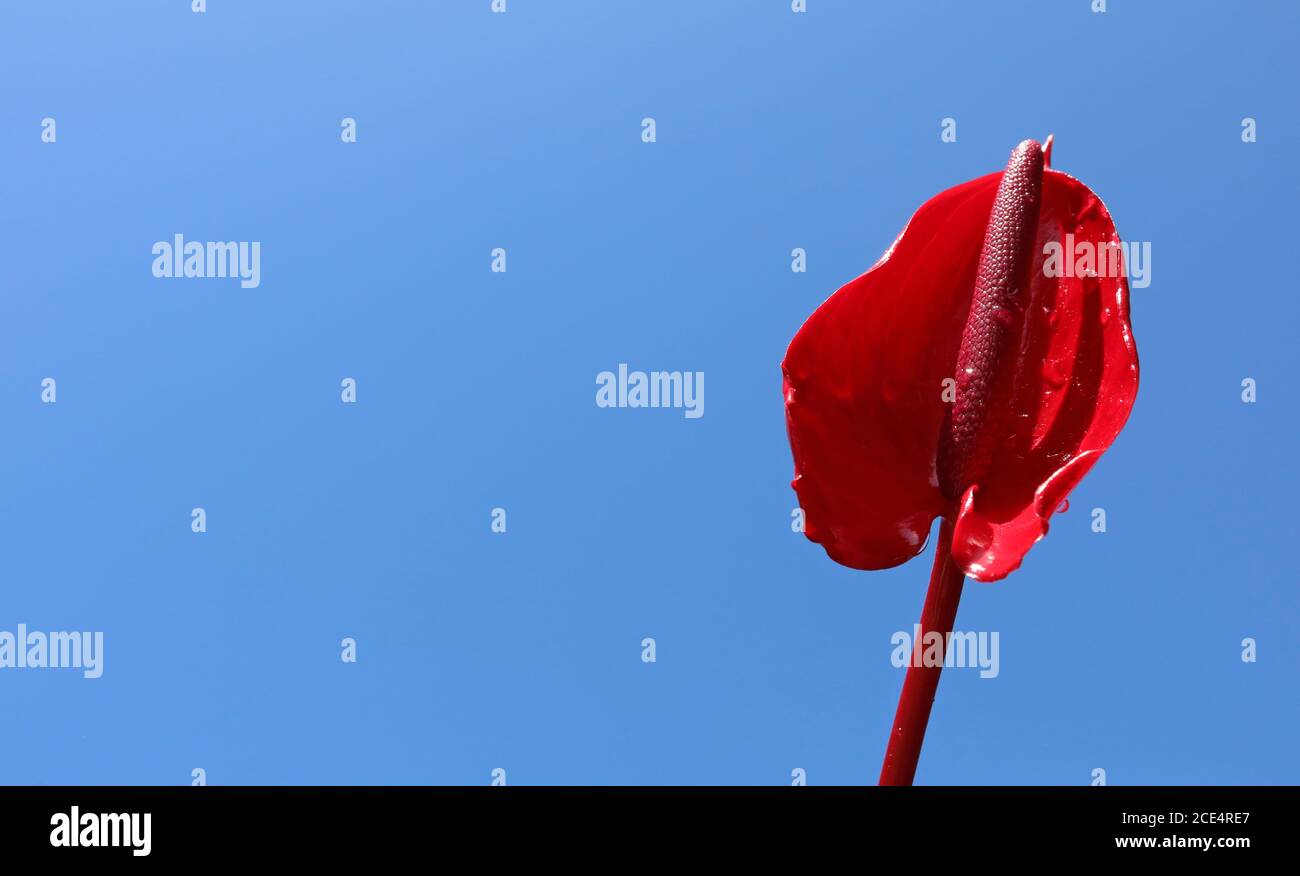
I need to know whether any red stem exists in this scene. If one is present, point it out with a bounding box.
[878,517,966,785]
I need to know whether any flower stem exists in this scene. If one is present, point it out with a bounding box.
[878,517,966,785]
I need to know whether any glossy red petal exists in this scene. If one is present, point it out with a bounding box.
[783,165,1138,580]
[782,173,1001,570]
[951,168,1139,581]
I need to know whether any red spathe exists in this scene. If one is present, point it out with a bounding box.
[782,166,1138,582]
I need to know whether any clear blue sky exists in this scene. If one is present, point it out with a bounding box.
[1,1,1296,785]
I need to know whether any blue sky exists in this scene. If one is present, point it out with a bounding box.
[1,1,1296,785]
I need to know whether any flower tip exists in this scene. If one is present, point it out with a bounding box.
[1042,134,1054,168]
[1013,138,1043,159]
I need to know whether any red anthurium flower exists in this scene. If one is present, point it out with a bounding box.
[782,138,1138,784]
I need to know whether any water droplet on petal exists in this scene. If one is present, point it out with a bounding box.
[1056,498,1070,514]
